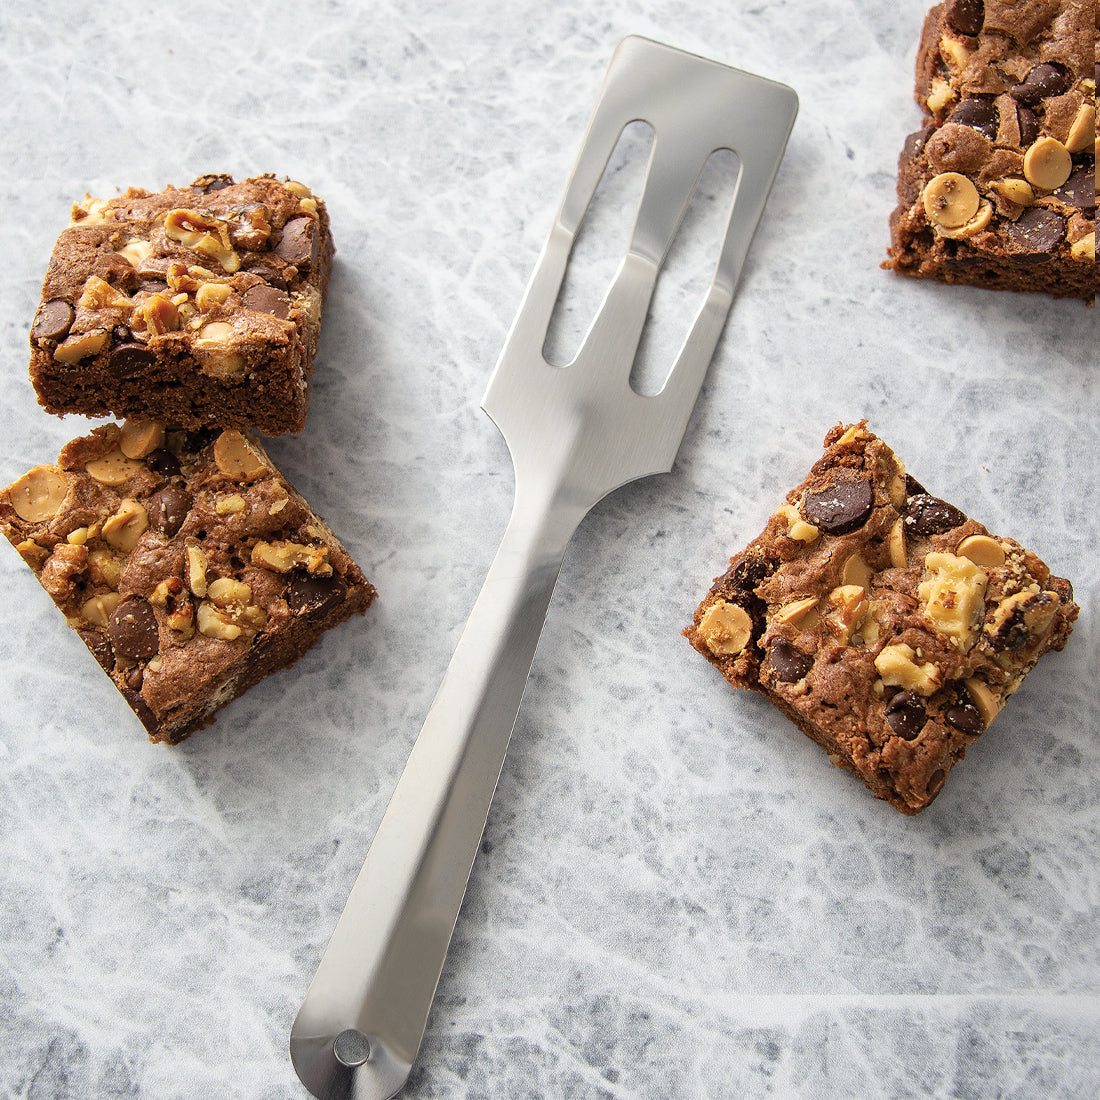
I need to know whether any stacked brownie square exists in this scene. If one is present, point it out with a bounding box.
[1,175,376,743]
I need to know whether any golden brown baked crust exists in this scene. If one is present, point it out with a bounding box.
[685,422,1078,815]
[29,174,335,433]
[1,421,376,743]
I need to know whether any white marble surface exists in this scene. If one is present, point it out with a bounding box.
[1,1,1097,1097]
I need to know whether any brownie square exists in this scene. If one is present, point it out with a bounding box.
[28,174,335,434]
[1,421,376,743]
[884,0,1095,302]
[685,422,1078,814]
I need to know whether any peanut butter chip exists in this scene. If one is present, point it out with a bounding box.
[119,419,166,460]
[1065,104,1096,154]
[922,172,980,228]
[956,534,1006,568]
[1022,137,1072,190]
[8,466,68,522]
[213,430,267,480]
[698,600,752,657]
[964,677,1002,727]
[840,553,873,590]
[84,448,147,487]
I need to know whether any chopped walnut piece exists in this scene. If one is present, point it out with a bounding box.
[251,540,332,575]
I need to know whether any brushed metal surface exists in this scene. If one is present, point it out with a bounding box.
[291,35,797,1100]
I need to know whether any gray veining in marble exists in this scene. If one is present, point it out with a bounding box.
[1,1,1097,1097]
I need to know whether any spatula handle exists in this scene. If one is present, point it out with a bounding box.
[291,498,577,1100]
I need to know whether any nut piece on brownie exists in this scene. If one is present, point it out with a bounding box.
[684,422,1079,815]
[28,174,336,434]
[1,422,377,744]
[884,0,1095,302]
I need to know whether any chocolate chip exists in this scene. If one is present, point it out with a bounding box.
[945,0,983,35]
[275,217,317,272]
[947,98,998,140]
[242,284,291,320]
[802,475,874,534]
[110,341,156,377]
[146,448,182,478]
[768,638,813,684]
[78,629,115,673]
[903,493,966,535]
[286,574,347,617]
[1054,168,1095,212]
[945,698,983,733]
[32,299,75,343]
[191,173,234,194]
[149,484,192,538]
[1016,105,1040,147]
[926,768,947,798]
[108,596,159,661]
[884,691,927,740]
[1010,63,1068,105]
[1007,207,1065,255]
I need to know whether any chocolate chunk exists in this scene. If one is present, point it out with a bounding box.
[945,0,983,36]
[275,217,317,273]
[802,475,874,534]
[926,768,947,798]
[884,691,927,740]
[146,448,182,478]
[1054,168,1095,212]
[945,693,984,733]
[191,173,234,194]
[110,341,156,377]
[1010,63,1068,105]
[903,493,966,535]
[768,638,813,683]
[903,125,933,162]
[988,591,1058,652]
[1016,105,1040,147]
[120,685,159,736]
[31,299,74,343]
[149,484,192,538]
[243,284,291,320]
[1007,207,1065,255]
[286,574,348,617]
[243,259,288,290]
[947,98,998,140]
[78,629,115,673]
[108,596,159,661]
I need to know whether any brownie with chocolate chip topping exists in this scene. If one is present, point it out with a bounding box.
[684,422,1078,815]
[28,174,335,434]
[0,422,376,744]
[884,0,1095,302]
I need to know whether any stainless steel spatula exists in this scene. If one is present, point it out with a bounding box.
[291,35,797,1100]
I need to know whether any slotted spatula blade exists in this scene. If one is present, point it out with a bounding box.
[291,36,796,1100]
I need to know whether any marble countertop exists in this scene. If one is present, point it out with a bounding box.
[1,1,1097,1097]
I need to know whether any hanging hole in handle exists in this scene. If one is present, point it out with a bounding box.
[333,1028,372,1067]
[541,119,656,368]
[629,146,742,397]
